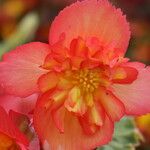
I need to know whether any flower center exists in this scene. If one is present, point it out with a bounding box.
[0,132,20,150]
[73,69,100,93]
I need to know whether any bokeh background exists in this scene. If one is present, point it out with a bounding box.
[0,0,150,149]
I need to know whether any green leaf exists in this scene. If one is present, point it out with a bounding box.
[0,12,39,58]
[97,117,142,150]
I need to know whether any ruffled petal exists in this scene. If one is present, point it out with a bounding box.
[34,102,114,150]
[0,106,29,147]
[36,90,68,133]
[112,66,138,84]
[49,0,130,55]
[79,102,105,135]
[112,62,150,115]
[0,42,50,97]
[69,37,88,58]
[95,88,125,121]
[38,72,59,92]
[0,94,37,115]
[65,86,87,115]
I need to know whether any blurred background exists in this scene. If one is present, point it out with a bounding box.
[0,0,150,149]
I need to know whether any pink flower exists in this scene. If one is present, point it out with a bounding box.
[0,106,29,149]
[0,0,150,149]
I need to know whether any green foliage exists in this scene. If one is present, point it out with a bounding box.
[0,12,39,58]
[97,117,142,150]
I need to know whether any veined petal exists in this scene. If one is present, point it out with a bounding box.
[0,94,37,115]
[0,106,29,147]
[79,102,105,135]
[51,107,65,133]
[90,102,105,126]
[69,37,88,58]
[36,90,68,133]
[0,42,50,97]
[49,0,130,55]
[112,62,150,115]
[79,117,100,136]
[95,88,125,121]
[34,105,114,150]
[112,66,138,84]
[65,86,87,115]
[42,54,61,70]
[38,72,59,93]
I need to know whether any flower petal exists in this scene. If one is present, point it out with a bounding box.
[0,42,50,97]
[49,0,130,55]
[0,94,37,115]
[112,62,150,115]
[65,86,87,115]
[112,66,138,84]
[34,104,114,150]
[38,72,59,93]
[95,88,125,121]
[36,90,68,133]
[79,102,105,135]
[69,37,88,58]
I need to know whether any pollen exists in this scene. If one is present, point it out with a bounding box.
[73,69,100,92]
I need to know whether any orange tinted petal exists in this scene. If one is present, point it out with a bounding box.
[69,37,88,57]
[112,66,138,84]
[90,102,105,126]
[79,102,105,135]
[0,132,21,150]
[38,72,59,92]
[42,54,60,70]
[65,87,87,115]
[96,88,125,121]
[51,107,65,133]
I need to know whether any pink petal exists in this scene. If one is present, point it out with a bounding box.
[34,101,114,150]
[112,62,150,115]
[96,88,125,121]
[49,0,130,55]
[0,94,38,115]
[37,90,67,133]
[0,42,50,97]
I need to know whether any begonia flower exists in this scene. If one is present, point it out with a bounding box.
[0,106,40,150]
[0,0,150,149]
[0,106,29,150]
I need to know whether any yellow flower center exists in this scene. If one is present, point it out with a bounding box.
[73,69,100,93]
[0,132,20,150]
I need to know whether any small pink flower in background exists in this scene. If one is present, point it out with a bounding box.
[0,0,150,149]
[0,106,29,150]
[0,106,40,150]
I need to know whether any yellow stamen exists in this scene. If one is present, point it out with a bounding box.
[73,69,100,93]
